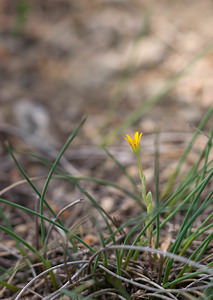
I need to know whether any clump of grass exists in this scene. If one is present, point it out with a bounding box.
[0,111,213,299]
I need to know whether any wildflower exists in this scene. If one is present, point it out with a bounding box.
[124,131,142,155]
[124,131,153,247]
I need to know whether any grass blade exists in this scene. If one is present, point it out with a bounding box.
[162,105,213,199]
[40,114,87,245]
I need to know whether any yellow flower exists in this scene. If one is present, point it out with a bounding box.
[124,131,143,155]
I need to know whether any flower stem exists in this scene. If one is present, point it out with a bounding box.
[136,153,153,247]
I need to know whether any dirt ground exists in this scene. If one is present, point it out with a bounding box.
[0,2,213,297]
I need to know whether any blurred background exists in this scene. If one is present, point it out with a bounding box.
[0,0,213,210]
[1,0,213,139]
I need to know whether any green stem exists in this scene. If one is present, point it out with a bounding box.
[136,154,146,200]
[136,153,153,246]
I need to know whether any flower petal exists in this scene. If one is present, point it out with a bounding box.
[138,132,142,143]
[124,134,133,145]
[134,132,139,143]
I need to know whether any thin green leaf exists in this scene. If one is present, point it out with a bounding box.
[40,114,87,245]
